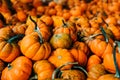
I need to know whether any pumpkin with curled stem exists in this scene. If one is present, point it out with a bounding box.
[50,33,72,49]
[0,26,24,62]
[103,41,120,74]
[1,56,32,80]
[84,27,114,58]
[20,16,51,61]
[98,41,120,80]
[30,60,55,80]
[25,16,51,41]
[52,62,87,80]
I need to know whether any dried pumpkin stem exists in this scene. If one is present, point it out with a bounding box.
[62,19,67,27]
[29,16,44,44]
[7,34,25,43]
[52,62,78,80]
[29,74,38,80]
[7,64,12,70]
[113,42,120,78]
[100,26,109,43]
[72,65,88,77]
[83,33,102,41]
[101,18,108,27]
[115,41,120,53]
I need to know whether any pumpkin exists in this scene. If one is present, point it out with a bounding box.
[48,48,74,70]
[25,16,51,41]
[39,15,53,26]
[70,48,87,67]
[30,60,55,80]
[0,26,24,62]
[50,33,72,49]
[72,41,90,56]
[53,20,77,42]
[61,70,86,80]
[86,55,102,71]
[98,41,120,80]
[103,41,120,73]
[107,24,120,40]
[52,62,87,80]
[52,16,65,28]
[85,27,114,58]
[0,0,12,24]
[1,56,32,80]
[11,22,27,34]
[20,16,51,61]
[87,64,106,80]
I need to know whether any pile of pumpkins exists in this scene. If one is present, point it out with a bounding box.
[0,0,120,80]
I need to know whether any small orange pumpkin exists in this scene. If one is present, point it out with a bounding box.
[0,26,24,62]
[52,62,87,80]
[98,41,120,80]
[53,20,77,42]
[20,17,51,61]
[1,56,32,80]
[25,16,51,41]
[103,41,120,73]
[70,48,87,67]
[48,48,74,70]
[87,64,106,80]
[31,60,55,80]
[86,55,102,71]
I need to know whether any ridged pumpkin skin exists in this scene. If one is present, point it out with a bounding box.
[87,64,106,80]
[103,52,120,73]
[70,48,87,67]
[48,48,74,70]
[1,56,32,80]
[107,24,120,40]
[86,55,102,71]
[0,27,21,62]
[25,16,51,41]
[72,41,90,56]
[20,32,51,61]
[50,33,72,49]
[53,21,77,42]
[87,38,113,58]
[33,60,55,80]
[61,70,86,80]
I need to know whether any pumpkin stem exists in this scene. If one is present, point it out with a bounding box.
[102,18,109,27]
[29,16,44,44]
[100,26,109,43]
[83,33,102,41]
[62,19,67,28]
[72,65,88,77]
[113,41,120,78]
[7,64,12,70]
[115,41,120,53]
[7,34,25,43]
[52,62,78,80]
[29,74,38,80]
